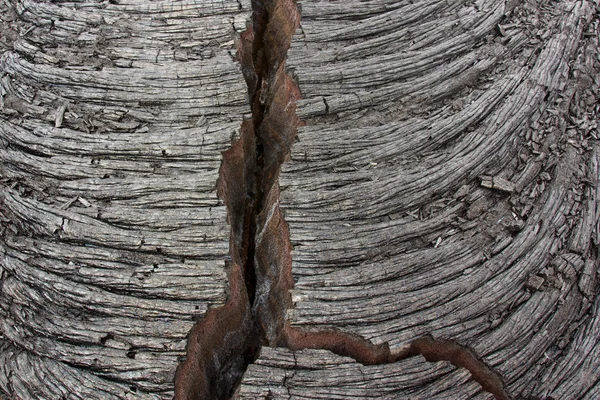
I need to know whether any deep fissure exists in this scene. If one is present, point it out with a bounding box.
[239,0,267,309]
[174,1,513,399]
[173,0,300,397]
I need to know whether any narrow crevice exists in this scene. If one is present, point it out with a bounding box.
[173,0,300,398]
[174,0,512,399]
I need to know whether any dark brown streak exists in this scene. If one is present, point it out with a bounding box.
[282,323,511,400]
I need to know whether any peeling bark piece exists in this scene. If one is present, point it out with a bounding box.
[569,144,599,255]
[54,103,67,128]
[480,176,516,193]
[525,274,546,292]
[578,258,598,300]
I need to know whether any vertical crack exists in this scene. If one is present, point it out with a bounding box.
[173,0,300,399]
[174,0,512,399]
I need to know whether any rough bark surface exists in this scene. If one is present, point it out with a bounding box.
[239,0,600,399]
[0,0,252,398]
[1,0,599,399]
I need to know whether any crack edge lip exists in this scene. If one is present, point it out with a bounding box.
[173,120,260,400]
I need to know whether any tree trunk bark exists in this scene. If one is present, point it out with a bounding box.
[239,1,600,399]
[1,0,599,399]
[0,1,252,398]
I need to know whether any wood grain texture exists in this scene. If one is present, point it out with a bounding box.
[1,0,599,399]
[0,0,252,398]
[240,0,600,398]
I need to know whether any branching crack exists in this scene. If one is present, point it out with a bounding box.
[174,1,512,399]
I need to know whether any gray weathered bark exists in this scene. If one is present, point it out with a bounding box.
[1,1,252,398]
[240,1,600,399]
[1,0,599,399]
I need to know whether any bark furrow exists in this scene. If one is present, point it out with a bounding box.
[173,0,301,398]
